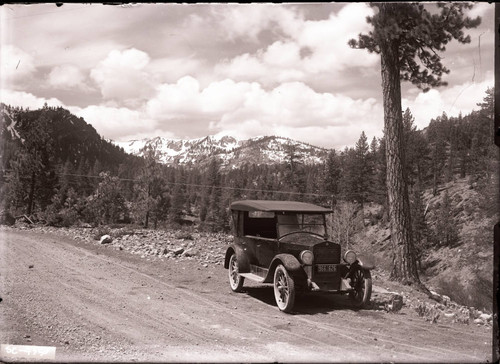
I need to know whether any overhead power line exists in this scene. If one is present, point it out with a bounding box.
[56,173,333,198]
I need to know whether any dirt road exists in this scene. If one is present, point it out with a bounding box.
[0,228,493,362]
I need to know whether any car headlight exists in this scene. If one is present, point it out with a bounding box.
[300,250,314,265]
[344,250,357,264]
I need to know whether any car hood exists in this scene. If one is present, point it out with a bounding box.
[279,232,330,247]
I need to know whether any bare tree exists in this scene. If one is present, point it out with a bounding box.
[330,201,359,250]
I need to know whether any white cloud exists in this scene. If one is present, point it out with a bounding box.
[72,104,157,141]
[146,76,202,119]
[298,4,378,73]
[262,41,301,68]
[90,48,155,103]
[0,89,64,109]
[198,80,384,148]
[214,3,378,87]
[215,4,303,42]
[199,79,253,113]
[1,3,494,151]
[147,57,202,84]
[403,78,493,129]
[0,45,36,87]
[466,2,493,19]
[47,64,88,90]
[142,76,385,148]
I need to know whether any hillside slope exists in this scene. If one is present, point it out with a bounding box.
[0,103,137,172]
[354,177,496,313]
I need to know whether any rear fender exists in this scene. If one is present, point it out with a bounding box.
[263,254,306,283]
[224,244,251,273]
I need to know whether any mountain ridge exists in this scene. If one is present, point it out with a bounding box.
[112,135,330,167]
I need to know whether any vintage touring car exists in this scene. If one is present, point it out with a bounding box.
[224,200,374,313]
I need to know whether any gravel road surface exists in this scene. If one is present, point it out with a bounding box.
[0,228,493,362]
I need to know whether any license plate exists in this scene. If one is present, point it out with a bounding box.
[316,264,337,273]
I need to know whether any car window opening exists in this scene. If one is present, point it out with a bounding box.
[243,211,277,239]
[277,213,326,237]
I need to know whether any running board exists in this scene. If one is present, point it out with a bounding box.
[240,273,265,283]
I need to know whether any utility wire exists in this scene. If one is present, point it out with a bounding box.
[48,172,333,198]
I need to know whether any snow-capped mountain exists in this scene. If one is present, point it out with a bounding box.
[113,135,329,167]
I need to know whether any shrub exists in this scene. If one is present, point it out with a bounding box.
[436,275,492,313]
[414,301,440,323]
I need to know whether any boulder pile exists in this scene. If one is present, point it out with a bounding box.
[408,290,493,326]
[31,226,231,267]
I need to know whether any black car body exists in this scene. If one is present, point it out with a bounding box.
[224,200,374,313]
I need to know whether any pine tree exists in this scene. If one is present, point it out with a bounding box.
[85,172,126,225]
[170,168,186,224]
[427,115,448,195]
[323,150,341,207]
[410,182,428,271]
[133,144,166,228]
[7,109,56,216]
[370,137,388,210]
[200,158,223,230]
[434,190,459,247]
[284,142,305,193]
[338,147,357,202]
[349,3,480,285]
[353,131,371,209]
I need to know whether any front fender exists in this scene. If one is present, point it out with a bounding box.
[356,253,376,270]
[224,244,251,273]
[263,254,306,283]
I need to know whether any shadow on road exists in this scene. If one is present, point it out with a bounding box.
[242,286,379,316]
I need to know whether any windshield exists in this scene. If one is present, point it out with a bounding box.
[277,213,326,238]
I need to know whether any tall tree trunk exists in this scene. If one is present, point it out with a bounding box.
[27,171,36,215]
[379,4,420,285]
[145,184,151,228]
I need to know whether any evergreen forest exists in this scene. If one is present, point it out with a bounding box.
[0,87,496,244]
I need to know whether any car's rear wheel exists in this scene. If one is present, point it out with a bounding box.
[228,253,245,292]
[273,264,295,313]
[349,267,372,308]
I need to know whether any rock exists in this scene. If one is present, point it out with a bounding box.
[100,235,113,244]
[173,247,184,256]
[371,292,404,312]
[479,313,492,321]
[183,248,197,257]
[386,294,404,312]
[473,318,483,325]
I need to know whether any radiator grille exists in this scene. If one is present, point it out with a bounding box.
[313,243,341,264]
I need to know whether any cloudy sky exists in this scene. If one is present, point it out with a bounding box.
[0,3,494,149]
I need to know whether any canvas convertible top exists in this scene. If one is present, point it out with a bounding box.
[230,200,332,213]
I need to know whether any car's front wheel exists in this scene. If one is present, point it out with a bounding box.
[273,264,295,313]
[349,267,372,308]
[228,253,245,292]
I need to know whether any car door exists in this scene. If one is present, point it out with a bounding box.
[255,237,278,268]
